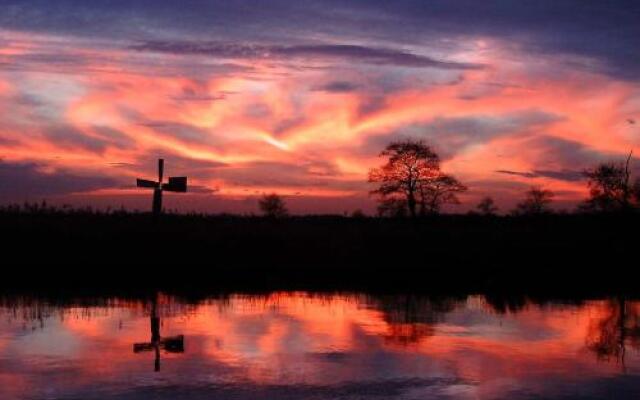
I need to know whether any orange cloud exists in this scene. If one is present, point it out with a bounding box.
[1,30,639,212]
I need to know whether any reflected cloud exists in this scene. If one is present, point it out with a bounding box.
[0,293,639,399]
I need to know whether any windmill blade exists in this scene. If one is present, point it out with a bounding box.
[160,335,185,353]
[137,179,158,188]
[133,342,155,353]
[163,176,187,192]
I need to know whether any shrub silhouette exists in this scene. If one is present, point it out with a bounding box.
[512,187,554,215]
[258,193,288,218]
[476,196,499,216]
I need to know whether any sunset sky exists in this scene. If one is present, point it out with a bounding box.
[0,1,638,213]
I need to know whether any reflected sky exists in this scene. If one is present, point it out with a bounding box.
[0,293,639,399]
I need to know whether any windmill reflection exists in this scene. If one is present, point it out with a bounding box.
[133,294,184,372]
[586,296,640,371]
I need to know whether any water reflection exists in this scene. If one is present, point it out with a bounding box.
[0,292,639,399]
[132,294,184,371]
[586,296,640,371]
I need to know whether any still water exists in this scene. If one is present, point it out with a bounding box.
[0,292,639,399]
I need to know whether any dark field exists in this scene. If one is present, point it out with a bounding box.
[1,209,637,296]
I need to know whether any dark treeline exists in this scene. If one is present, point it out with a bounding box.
[1,203,638,296]
[369,140,640,217]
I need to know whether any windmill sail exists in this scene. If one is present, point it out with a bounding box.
[164,177,187,192]
[137,179,158,188]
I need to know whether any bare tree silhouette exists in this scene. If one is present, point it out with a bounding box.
[476,196,499,215]
[417,174,467,215]
[369,140,465,217]
[581,151,637,212]
[586,297,640,372]
[258,193,288,218]
[512,187,554,215]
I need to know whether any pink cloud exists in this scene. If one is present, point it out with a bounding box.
[0,30,639,213]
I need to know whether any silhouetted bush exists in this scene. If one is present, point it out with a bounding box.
[258,193,288,218]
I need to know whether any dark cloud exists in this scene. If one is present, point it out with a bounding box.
[11,93,43,107]
[188,185,219,194]
[243,104,272,120]
[0,1,637,79]
[303,159,343,177]
[213,160,367,191]
[216,161,325,188]
[132,151,227,181]
[495,169,583,182]
[312,81,360,93]
[0,49,166,76]
[169,85,231,102]
[271,117,307,137]
[533,169,583,182]
[527,135,637,169]
[0,39,255,77]
[0,161,117,200]
[278,44,482,70]
[42,125,135,154]
[497,136,640,181]
[0,51,95,73]
[138,121,216,146]
[0,136,21,147]
[44,125,109,154]
[130,41,484,70]
[356,95,388,120]
[466,178,532,192]
[362,0,640,80]
[495,170,538,179]
[364,110,562,158]
[92,126,135,150]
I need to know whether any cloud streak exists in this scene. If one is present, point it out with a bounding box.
[130,41,484,70]
[0,161,117,200]
[496,169,583,182]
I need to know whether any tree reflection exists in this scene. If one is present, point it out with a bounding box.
[483,294,528,314]
[586,297,640,371]
[372,295,463,345]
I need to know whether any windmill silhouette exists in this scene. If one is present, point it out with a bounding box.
[136,159,187,217]
[133,294,184,372]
